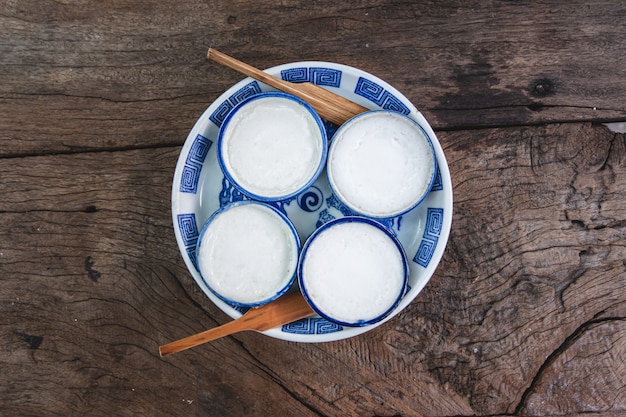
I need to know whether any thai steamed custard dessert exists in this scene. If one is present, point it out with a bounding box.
[218,92,326,200]
[328,111,436,218]
[298,218,408,326]
[196,202,299,307]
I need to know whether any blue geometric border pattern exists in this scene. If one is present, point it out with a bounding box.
[281,67,308,83]
[282,317,344,334]
[209,81,263,127]
[354,77,410,114]
[177,213,200,270]
[280,67,342,88]
[413,208,444,267]
[179,134,213,194]
[431,165,443,191]
[311,67,342,87]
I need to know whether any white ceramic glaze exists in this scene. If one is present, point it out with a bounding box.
[172,61,453,342]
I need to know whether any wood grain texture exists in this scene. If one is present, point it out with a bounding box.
[432,122,626,415]
[1,124,624,416]
[0,148,320,416]
[2,0,626,415]
[1,0,625,156]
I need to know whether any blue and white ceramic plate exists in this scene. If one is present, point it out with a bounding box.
[172,61,453,342]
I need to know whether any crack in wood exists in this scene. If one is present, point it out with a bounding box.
[0,91,207,104]
[230,340,334,417]
[513,316,626,415]
[0,142,182,160]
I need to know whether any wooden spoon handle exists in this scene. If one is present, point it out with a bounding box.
[159,317,245,357]
[159,291,314,357]
[207,48,369,125]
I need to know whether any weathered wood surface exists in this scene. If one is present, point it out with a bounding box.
[1,0,626,157]
[1,0,626,416]
[2,125,624,416]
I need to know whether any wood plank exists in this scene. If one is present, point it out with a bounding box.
[432,122,626,415]
[1,0,625,156]
[1,123,624,415]
[0,148,320,416]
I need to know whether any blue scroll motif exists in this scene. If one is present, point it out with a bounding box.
[282,317,343,335]
[180,134,213,194]
[354,77,411,115]
[280,67,342,88]
[209,81,263,127]
[297,186,324,212]
[413,208,444,267]
[177,213,200,270]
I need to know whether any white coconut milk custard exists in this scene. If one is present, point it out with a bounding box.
[196,201,300,307]
[217,91,327,202]
[298,217,409,326]
[327,110,437,218]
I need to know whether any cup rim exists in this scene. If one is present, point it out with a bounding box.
[196,200,301,308]
[297,216,410,327]
[217,91,328,202]
[327,110,438,219]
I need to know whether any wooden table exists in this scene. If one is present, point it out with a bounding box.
[2,1,625,416]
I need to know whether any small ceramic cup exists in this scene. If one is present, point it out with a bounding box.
[196,201,300,307]
[327,110,437,218]
[217,91,328,202]
[298,217,409,327]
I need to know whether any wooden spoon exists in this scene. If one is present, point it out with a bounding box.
[207,48,369,126]
[159,291,314,357]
